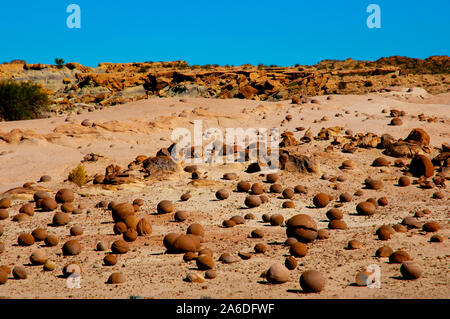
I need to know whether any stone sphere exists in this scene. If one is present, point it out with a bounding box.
[313,193,329,208]
[55,188,75,203]
[41,198,58,212]
[244,195,261,208]
[356,201,376,216]
[62,240,82,256]
[44,234,59,247]
[31,228,48,242]
[107,272,126,284]
[111,239,130,254]
[52,212,70,226]
[18,233,35,246]
[157,200,174,214]
[30,249,48,265]
[400,261,423,280]
[389,250,410,263]
[215,189,230,200]
[266,263,290,284]
[300,270,325,293]
[290,242,307,257]
[375,246,393,258]
[12,266,27,279]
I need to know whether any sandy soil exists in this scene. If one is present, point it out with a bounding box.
[0,88,449,299]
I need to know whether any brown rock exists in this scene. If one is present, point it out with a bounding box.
[237,181,251,192]
[389,250,410,263]
[0,209,8,220]
[196,255,214,270]
[18,233,35,246]
[328,219,348,230]
[30,249,48,265]
[171,234,201,253]
[12,266,27,279]
[398,176,411,186]
[31,228,48,241]
[300,270,325,293]
[377,197,389,206]
[0,197,11,209]
[44,235,59,246]
[266,263,290,284]
[372,157,390,167]
[70,225,83,236]
[356,201,376,216]
[290,242,307,257]
[136,217,152,236]
[376,245,393,257]
[55,189,74,203]
[400,261,423,280]
[123,229,138,242]
[326,208,343,220]
[216,189,229,200]
[409,155,434,178]
[107,272,126,284]
[52,212,70,226]
[19,203,34,216]
[270,214,284,226]
[422,221,442,232]
[41,198,58,211]
[112,203,135,221]
[313,193,329,208]
[365,178,383,190]
[157,200,174,214]
[104,254,117,266]
[111,239,130,254]
[251,229,264,238]
[347,240,363,249]
[62,240,82,255]
[245,195,261,208]
[294,185,307,194]
[61,202,75,213]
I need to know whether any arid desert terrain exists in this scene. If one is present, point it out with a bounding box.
[0,88,449,298]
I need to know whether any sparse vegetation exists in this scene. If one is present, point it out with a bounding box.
[55,58,65,69]
[0,80,50,121]
[68,163,89,187]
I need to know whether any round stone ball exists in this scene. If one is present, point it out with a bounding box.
[270,214,284,226]
[32,228,48,242]
[244,195,261,208]
[313,193,329,208]
[290,242,307,257]
[44,234,59,247]
[62,240,82,256]
[215,189,229,200]
[107,272,126,284]
[157,200,174,214]
[300,270,325,293]
[400,261,423,280]
[12,266,27,279]
[55,188,75,203]
[389,250,410,263]
[104,254,118,266]
[111,239,130,254]
[266,263,290,284]
[18,233,35,246]
[30,249,48,265]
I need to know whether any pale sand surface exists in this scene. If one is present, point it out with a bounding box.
[0,89,448,298]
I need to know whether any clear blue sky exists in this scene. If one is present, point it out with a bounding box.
[1,0,449,67]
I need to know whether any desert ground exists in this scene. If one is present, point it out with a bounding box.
[0,88,448,299]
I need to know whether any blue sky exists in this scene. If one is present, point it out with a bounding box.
[1,1,449,67]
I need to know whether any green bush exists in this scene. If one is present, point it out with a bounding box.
[0,80,50,121]
[55,58,65,69]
